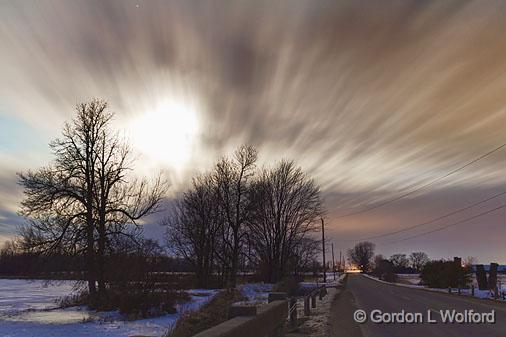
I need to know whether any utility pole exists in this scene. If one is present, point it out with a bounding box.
[331,242,336,281]
[321,218,326,283]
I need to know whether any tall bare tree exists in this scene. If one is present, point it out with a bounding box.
[248,160,324,283]
[166,173,221,288]
[348,241,375,272]
[409,252,429,272]
[213,146,257,288]
[18,99,165,301]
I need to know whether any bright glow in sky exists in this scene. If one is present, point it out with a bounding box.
[128,96,200,174]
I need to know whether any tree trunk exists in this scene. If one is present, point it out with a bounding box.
[229,246,239,288]
[86,222,97,298]
[97,221,106,298]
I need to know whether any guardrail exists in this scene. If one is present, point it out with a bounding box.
[190,286,331,337]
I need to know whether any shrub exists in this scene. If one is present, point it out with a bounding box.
[166,288,247,337]
[420,260,471,289]
[59,289,90,308]
[103,281,190,319]
[372,259,397,283]
[62,282,190,319]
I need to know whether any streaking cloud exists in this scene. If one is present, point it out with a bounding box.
[2,0,506,261]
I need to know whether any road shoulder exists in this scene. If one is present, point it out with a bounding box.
[329,278,364,337]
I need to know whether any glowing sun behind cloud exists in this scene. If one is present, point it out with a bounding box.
[129,96,200,173]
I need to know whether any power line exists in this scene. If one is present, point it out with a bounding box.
[335,142,506,219]
[379,203,506,245]
[343,190,506,242]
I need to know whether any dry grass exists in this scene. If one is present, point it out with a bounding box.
[165,288,247,337]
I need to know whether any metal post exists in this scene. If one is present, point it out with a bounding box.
[321,218,326,283]
[289,297,297,330]
[471,285,475,297]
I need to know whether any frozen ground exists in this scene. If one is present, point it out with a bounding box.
[0,279,217,337]
[289,274,346,337]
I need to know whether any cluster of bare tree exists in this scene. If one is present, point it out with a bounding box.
[166,147,325,288]
[348,241,430,274]
[16,98,325,302]
[17,99,166,304]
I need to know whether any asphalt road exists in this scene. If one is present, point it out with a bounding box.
[331,274,506,337]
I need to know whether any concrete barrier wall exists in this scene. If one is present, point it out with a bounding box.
[192,300,288,337]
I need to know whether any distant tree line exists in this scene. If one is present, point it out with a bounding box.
[0,238,192,278]
[347,241,475,289]
[348,241,431,274]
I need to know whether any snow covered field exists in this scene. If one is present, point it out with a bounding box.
[0,279,217,337]
[0,279,275,337]
[371,274,506,302]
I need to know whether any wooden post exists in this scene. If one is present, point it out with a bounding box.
[448,287,451,294]
[476,264,488,290]
[319,287,327,300]
[341,251,345,272]
[321,218,326,283]
[471,285,475,296]
[311,293,317,308]
[489,263,499,292]
[332,243,336,281]
[304,296,310,316]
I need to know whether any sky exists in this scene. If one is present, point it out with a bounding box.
[2,0,506,263]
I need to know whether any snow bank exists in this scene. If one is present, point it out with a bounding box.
[0,279,217,337]
[238,283,273,303]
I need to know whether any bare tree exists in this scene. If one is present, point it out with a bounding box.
[213,146,257,288]
[390,253,409,271]
[347,241,375,272]
[18,99,166,302]
[166,173,221,288]
[289,237,320,277]
[409,252,429,272]
[248,160,324,283]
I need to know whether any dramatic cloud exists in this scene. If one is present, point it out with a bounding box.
[2,0,506,262]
